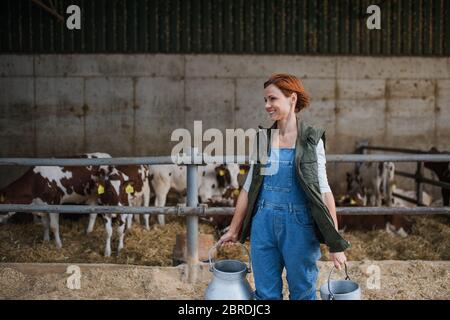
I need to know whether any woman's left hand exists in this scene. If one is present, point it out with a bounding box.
[329,251,347,270]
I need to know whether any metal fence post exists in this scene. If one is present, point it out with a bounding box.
[186,147,199,283]
[416,162,424,206]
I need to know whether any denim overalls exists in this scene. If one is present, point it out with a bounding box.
[250,147,321,300]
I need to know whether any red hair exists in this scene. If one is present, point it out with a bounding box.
[264,73,310,112]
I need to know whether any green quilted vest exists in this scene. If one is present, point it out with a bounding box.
[239,118,351,253]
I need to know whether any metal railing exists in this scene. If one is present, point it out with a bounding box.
[1,150,450,282]
[1,204,449,216]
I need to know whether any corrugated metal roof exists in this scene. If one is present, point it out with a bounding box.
[0,0,448,55]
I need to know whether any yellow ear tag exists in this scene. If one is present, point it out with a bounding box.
[350,199,356,205]
[233,189,240,196]
[125,184,134,194]
[219,170,225,176]
[97,185,105,195]
[239,169,245,175]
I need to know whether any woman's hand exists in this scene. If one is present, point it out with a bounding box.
[217,229,239,246]
[329,251,347,270]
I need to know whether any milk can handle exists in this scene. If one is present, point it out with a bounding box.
[208,242,252,273]
[327,263,350,300]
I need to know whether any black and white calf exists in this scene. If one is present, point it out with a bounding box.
[352,161,395,206]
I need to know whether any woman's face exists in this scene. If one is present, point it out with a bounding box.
[263,84,296,121]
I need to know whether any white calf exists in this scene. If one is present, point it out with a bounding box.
[149,163,240,225]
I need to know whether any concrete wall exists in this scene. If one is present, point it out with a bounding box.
[1,54,449,196]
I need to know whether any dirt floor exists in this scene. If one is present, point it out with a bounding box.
[0,214,449,265]
[0,260,448,300]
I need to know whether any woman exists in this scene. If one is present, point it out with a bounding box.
[218,73,350,300]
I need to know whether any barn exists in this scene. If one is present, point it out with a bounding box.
[0,0,449,301]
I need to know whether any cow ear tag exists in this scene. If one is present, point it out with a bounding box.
[125,184,134,194]
[239,169,245,175]
[219,170,225,176]
[233,189,240,196]
[350,198,356,205]
[97,185,105,195]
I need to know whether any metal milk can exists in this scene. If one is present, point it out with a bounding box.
[204,242,254,300]
[320,263,361,300]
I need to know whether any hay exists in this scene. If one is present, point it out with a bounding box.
[0,214,449,265]
[0,215,215,266]
[333,215,450,261]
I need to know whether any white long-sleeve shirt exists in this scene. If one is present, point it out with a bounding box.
[242,138,331,193]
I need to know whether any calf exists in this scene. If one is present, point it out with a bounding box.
[148,163,241,225]
[424,147,450,206]
[337,163,412,237]
[343,172,368,206]
[382,186,431,237]
[0,152,111,248]
[336,213,413,238]
[86,164,150,233]
[201,187,242,236]
[355,161,395,206]
[118,165,151,229]
[95,167,138,257]
[200,164,250,236]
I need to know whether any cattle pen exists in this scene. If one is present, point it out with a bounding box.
[1,148,449,286]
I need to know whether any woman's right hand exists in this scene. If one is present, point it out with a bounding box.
[217,229,239,246]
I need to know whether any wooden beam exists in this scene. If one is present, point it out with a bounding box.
[31,0,64,23]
